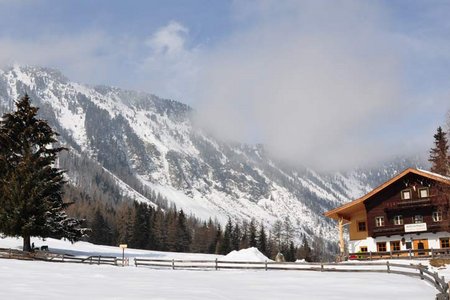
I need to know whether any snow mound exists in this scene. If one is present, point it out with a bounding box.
[220,247,271,262]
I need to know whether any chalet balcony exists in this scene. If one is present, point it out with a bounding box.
[372,226,404,237]
[371,223,448,237]
[384,198,435,212]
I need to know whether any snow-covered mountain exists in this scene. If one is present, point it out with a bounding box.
[0,65,424,244]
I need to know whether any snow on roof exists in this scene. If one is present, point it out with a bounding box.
[417,168,450,182]
[220,247,272,262]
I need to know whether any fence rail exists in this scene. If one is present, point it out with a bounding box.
[348,248,450,260]
[0,248,118,266]
[134,258,450,299]
[1,247,448,299]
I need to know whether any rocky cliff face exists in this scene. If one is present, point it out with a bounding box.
[0,65,424,244]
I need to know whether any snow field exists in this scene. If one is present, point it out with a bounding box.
[0,237,441,299]
[0,259,437,300]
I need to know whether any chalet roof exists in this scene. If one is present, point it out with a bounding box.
[324,168,450,222]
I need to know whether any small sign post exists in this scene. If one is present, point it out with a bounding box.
[119,244,127,266]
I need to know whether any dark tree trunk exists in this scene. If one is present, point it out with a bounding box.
[23,235,31,252]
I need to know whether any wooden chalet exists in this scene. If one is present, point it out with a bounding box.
[324,168,450,258]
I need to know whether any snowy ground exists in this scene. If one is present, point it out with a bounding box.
[0,237,442,299]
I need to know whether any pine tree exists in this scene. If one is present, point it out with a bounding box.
[285,241,296,262]
[219,218,233,254]
[130,202,150,249]
[239,221,249,249]
[429,126,450,176]
[257,224,268,256]
[0,95,85,251]
[298,235,312,262]
[89,209,112,245]
[231,222,241,251]
[212,225,223,254]
[175,209,191,252]
[249,218,257,247]
[271,220,283,250]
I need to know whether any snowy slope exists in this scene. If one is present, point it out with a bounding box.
[0,65,425,245]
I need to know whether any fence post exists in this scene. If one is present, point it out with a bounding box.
[433,272,440,288]
[390,251,392,259]
[9,249,11,259]
[386,261,390,273]
[215,258,218,271]
[418,264,424,280]
[265,260,268,271]
[62,254,65,262]
[98,256,101,265]
[447,281,450,298]
[321,264,324,272]
[90,256,92,265]
[369,251,372,261]
[134,258,137,267]
[172,259,175,270]
[409,249,412,259]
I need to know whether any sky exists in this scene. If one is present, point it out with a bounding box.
[0,0,449,170]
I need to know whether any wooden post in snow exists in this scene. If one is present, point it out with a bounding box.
[338,216,345,257]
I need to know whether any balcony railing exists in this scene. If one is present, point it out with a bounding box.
[371,223,447,237]
[384,198,434,212]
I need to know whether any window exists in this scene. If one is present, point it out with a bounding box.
[405,242,412,249]
[390,241,401,251]
[433,211,443,222]
[360,246,368,253]
[377,242,387,252]
[401,189,412,200]
[414,215,423,223]
[441,238,450,249]
[375,216,384,227]
[393,215,403,225]
[418,187,429,198]
[358,221,366,232]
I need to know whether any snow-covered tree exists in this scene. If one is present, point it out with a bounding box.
[0,95,86,251]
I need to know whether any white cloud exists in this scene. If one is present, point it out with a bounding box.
[1,2,449,171]
[192,1,409,170]
[0,32,129,86]
[146,21,189,56]
[134,21,200,102]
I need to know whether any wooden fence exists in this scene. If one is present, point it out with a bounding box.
[134,258,450,299]
[0,248,118,266]
[1,247,449,299]
[348,248,450,260]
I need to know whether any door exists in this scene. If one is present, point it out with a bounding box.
[413,239,429,256]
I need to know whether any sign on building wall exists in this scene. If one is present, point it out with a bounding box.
[404,223,427,233]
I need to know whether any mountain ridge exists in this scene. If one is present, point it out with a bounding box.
[0,65,426,246]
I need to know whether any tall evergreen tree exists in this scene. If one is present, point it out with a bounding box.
[249,218,257,247]
[174,209,191,252]
[429,126,450,176]
[231,222,241,251]
[219,218,233,254]
[89,209,112,245]
[0,95,85,251]
[285,241,297,262]
[298,235,312,262]
[130,202,150,249]
[257,224,268,256]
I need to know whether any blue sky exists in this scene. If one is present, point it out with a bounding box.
[0,0,449,170]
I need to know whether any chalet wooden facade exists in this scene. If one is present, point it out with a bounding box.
[324,168,450,256]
